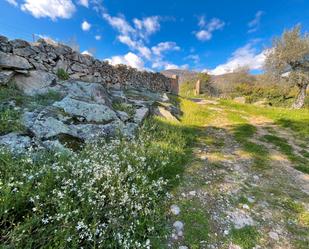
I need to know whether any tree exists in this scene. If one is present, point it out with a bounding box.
[265,25,309,108]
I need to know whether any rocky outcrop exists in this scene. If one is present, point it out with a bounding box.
[0,35,180,154]
[0,80,180,153]
[0,35,178,94]
[14,70,56,95]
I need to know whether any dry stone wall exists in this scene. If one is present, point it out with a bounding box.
[0,35,178,94]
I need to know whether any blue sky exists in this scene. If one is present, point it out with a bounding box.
[1,0,309,74]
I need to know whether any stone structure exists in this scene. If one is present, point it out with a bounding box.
[0,36,181,154]
[0,35,178,94]
[170,75,179,95]
[195,79,201,95]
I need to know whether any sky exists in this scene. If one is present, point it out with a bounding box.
[1,0,309,75]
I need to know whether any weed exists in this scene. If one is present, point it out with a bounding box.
[56,68,69,80]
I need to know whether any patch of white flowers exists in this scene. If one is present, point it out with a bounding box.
[0,134,171,248]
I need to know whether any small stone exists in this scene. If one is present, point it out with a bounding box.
[224,230,229,235]
[171,233,178,240]
[179,246,188,249]
[242,204,250,210]
[253,175,259,181]
[269,231,279,241]
[170,205,180,215]
[177,230,183,237]
[189,190,196,196]
[247,197,255,203]
[173,221,184,232]
[229,243,242,249]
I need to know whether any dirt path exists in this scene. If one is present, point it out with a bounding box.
[168,99,309,249]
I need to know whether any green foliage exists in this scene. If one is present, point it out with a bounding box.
[32,90,63,107]
[0,85,28,106]
[112,102,135,117]
[56,68,69,80]
[0,107,25,134]
[229,226,260,249]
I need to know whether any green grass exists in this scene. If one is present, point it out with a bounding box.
[232,124,269,169]
[177,200,210,249]
[220,99,309,138]
[229,226,260,249]
[32,90,63,107]
[56,68,69,80]
[112,102,135,117]
[263,134,309,173]
[0,107,25,135]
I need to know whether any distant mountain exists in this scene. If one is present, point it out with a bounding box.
[161,69,199,84]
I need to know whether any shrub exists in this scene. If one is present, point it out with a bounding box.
[0,136,168,248]
[57,68,69,80]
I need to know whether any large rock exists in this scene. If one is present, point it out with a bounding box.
[10,39,30,49]
[14,70,56,95]
[0,133,32,153]
[134,107,149,123]
[68,123,119,141]
[0,51,32,70]
[154,106,179,122]
[23,111,69,139]
[0,70,14,85]
[54,81,111,106]
[53,96,118,123]
[13,46,38,57]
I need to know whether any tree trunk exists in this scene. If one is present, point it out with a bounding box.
[292,83,308,109]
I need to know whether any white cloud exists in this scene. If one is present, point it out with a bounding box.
[133,16,160,39]
[78,0,89,8]
[198,15,206,28]
[151,42,180,56]
[81,20,91,31]
[102,10,181,71]
[6,0,18,7]
[152,60,188,70]
[81,50,93,56]
[209,42,266,75]
[106,52,144,70]
[185,54,200,64]
[95,35,102,40]
[196,30,212,41]
[248,11,264,33]
[21,0,76,21]
[103,13,135,35]
[195,17,225,41]
[117,35,152,59]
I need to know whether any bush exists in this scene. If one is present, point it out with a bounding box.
[57,68,69,80]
